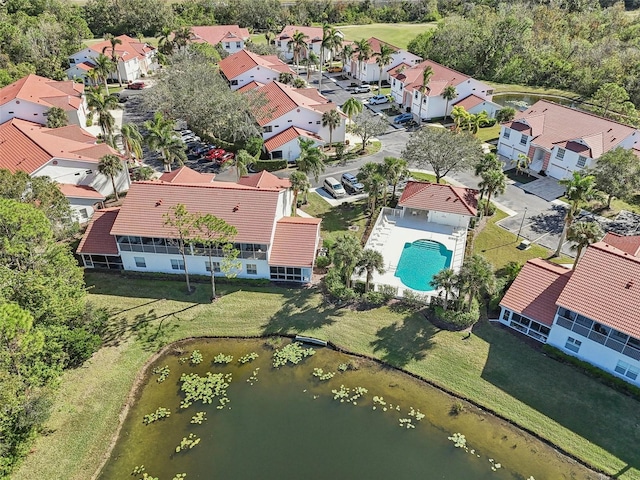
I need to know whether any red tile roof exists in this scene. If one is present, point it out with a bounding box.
[454,94,487,111]
[110,181,282,244]
[602,233,640,257]
[0,119,118,173]
[77,208,120,255]
[158,166,215,184]
[219,49,293,80]
[500,259,572,326]
[191,25,250,46]
[269,217,321,267]
[556,242,640,338]
[0,74,84,110]
[359,37,398,64]
[57,183,105,199]
[251,81,337,126]
[506,100,638,156]
[398,181,478,216]
[88,35,155,62]
[237,170,291,189]
[264,126,323,151]
[277,25,325,41]
[390,60,489,97]
[237,81,264,93]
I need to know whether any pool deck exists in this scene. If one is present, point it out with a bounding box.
[358,208,467,298]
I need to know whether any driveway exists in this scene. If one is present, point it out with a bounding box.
[521,176,567,201]
[311,186,368,206]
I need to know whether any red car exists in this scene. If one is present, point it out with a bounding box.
[126,82,146,90]
[204,149,226,161]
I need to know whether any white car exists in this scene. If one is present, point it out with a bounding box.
[369,94,389,105]
[353,84,371,94]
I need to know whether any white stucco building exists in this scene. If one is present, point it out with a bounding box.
[499,233,640,386]
[389,60,501,121]
[67,35,157,84]
[0,74,88,127]
[0,118,129,221]
[191,25,250,54]
[347,37,421,84]
[77,169,321,283]
[275,25,343,62]
[219,50,294,91]
[496,100,640,179]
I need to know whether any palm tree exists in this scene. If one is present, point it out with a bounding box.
[382,156,408,203]
[297,138,325,200]
[321,109,342,148]
[478,168,506,216]
[470,111,489,134]
[143,112,181,172]
[357,162,387,218]
[458,254,495,312]
[319,25,342,89]
[375,43,395,92]
[356,249,385,292]
[332,233,362,288]
[430,268,457,310]
[354,38,372,81]
[160,137,187,172]
[85,68,100,88]
[235,150,253,180]
[103,34,123,86]
[98,154,124,201]
[157,26,174,55]
[341,97,363,123]
[117,123,143,163]
[289,30,308,75]
[93,53,114,94]
[264,30,275,45]
[86,89,119,145]
[306,51,319,81]
[417,65,434,122]
[279,72,294,85]
[555,172,600,257]
[441,85,457,119]
[340,44,354,71]
[567,221,603,265]
[513,153,532,177]
[475,153,503,200]
[173,27,192,50]
[289,171,310,214]
[451,105,470,131]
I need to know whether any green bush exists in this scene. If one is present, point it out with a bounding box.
[378,284,398,301]
[478,198,496,216]
[480,118,497,128]
[542,345,640,400]
[315,255,331,269]
[117,270,272,287]
[401,290,429,310]
[254,159,287,172]
[363,290,387,306]
[433,301,480,331]
[324,269,357,304]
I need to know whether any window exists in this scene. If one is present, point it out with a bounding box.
[135,257,146,268]
[520,134,528,146]
[272,151,283,159]
[615,360,639,380]
[556,148,565,160]
[565,336,582,353]
[414,92,419,99]
[246,264,257,275]
[230,80,238,86]
[503,128,510,139]
[577,156,587,168]
[392,79,396,86]
[502,310,510,321]
[171,259,185,271]
[70,58,76,63]
[288,119,293,123]
[224,43,230,49]
[316,120,321,124]
[236,42,241,48]
[205,261,221,273]
[270,266,303,281]
[486,89,494,95]
[263,125,272,133]
[277,41,281,47]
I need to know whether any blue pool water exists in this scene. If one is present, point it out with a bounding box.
[394,240,453,291]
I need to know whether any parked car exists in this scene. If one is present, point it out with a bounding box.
[323,177,346,198]
[353,84,371,94]
[327,66,342,73]
[394,113,413,124]
[369,94,389,105]
[114,92,128,103]
[126,82,145,90]
[204,149,226,161]
[341,173,364,194]
[219,152,235,163]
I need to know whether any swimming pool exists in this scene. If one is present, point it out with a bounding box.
[394,239,453,291]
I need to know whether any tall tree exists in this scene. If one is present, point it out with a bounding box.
[375,43,395,92]
[402,127,483,184]
[356,249,386,292]
[354,38,372,81]
[321,109,342,147]
[513,153,532,177]
[341,97,363,123]
[289,30,309,75]
[306,51,319,81]
[103,34,123,86]
[93,53,114,94]
[289,171,310,214]
[450,105,470,132]
[86,88,119,145]
[348,112,388,152]
[117,123,144,162]
[332,233,363,288]
[475,153,503,199]
[340,43,354,71]
[143,112,183,172]
[382,156,408,202]
[318,24,341,89]
[0,303,45,379]
[554,172,600,257]
[357,162,387,218]
[457,254,495,312]
[441,85,457,119]
[430,268,457,310]
[591,147,640,208]
[163,204,197,293]
[97,154,124,201]
[297,138,326,188]
[235,150,253,180]
[591,82,630,118]
[478,168,507,216]
[173,27,193,51]
[469,111,489,134]
[567,221,603,265]
[45,107,68,128]
[157,26,175,55]
[417,65,433,122]
[193,213,240,299]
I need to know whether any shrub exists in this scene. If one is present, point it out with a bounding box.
[478,198,496,216]
[254,159,287,172]
[433,301,480,331]
[378,284,398,301]
[496,107,516,123]
[480,118,497,128]
[363,290,387,306]
[401,290,429,310]
[324,270,357,303]
[315,255,331,269]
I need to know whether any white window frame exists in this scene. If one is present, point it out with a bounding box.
[556,148,565,160]
[205,261,221,273]
[246,263,257,275]
[615,360,639,381]
[171,258,185,271]
[263,125,272,133]
[503,128,510,139]
[520,134,528,146]
[577,155,587,168]
[565,336,582,353]
[134,256,146,268]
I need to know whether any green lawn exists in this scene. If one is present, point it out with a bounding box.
[475,124,501,142]
[338,23,436,50]
[301,193,369,244]
[487,81,582,99]
[13,272,640,480]
[409,171,442,184]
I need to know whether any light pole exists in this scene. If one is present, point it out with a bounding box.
[516,207,528,242]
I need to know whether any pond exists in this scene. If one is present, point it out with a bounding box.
[99,338,599,480]
[493,93,583,111]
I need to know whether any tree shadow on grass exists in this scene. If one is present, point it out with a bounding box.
[262,289,343,335]
[370,313,438,368]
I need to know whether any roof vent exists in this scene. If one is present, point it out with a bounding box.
[155,199,162,207]
[233,204,240,212]
[608,128,613,132]
[626,280,634,289]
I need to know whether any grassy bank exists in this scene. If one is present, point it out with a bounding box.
[13,272,640,480]
[488,81,582,99]
[338,23,436,49]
